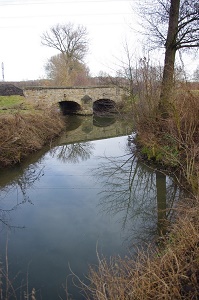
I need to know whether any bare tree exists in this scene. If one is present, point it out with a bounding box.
[138,0,199,116]
[115,46,162,113]
[41,23,89,85]
[41,23,88,61]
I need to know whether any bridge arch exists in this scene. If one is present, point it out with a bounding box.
[59,101,82,115]
[93,99,116,114]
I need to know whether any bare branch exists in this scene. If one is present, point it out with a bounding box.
[41,23,89,62]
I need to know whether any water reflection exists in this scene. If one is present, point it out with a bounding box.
[59,115,132,145]
[0,162,44,229]
[93,115,116,127]
[0,116,185,299]
[51,142,95,164]
[0,138,95,228]
[94,151,182,247]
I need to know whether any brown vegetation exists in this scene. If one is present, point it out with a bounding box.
[83,84,199,299]
[0,109,65,167]
[135,88,199,194]
[84,197,199,300]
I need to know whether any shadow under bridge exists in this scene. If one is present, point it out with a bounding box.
[58,98,117,115]
[59,101,81,115]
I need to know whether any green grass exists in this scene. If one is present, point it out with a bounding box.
[0,95,32,113]
[0,95,24,107]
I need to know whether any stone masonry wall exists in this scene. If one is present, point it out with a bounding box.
[24,86,124,104]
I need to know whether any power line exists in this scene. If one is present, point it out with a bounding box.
[0,12,132,19]
[0,0,132,6]
[0,20,130,29]
[0,23,128,29]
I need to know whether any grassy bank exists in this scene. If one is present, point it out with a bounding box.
[0,96,65,167]
[84,87,199,299]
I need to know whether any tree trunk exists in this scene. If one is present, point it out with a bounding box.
[159,0,181,117]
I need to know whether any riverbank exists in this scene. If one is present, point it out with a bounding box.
[85,196,199,299]
[134,89,199,195]
[84,88,199,299]
[0,96,65,167]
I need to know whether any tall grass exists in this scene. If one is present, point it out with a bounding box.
[0,108,65,167]
[167,89,199,194]
[84,198,199,300]
[134,86,199,195]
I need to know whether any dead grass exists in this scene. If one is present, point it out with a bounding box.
[83,197,199,300]
[0,108,65,167]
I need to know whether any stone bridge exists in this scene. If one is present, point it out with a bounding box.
[23,86,127,115]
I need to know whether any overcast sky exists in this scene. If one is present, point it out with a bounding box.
[0,0,197,82]
[0,0,141,81]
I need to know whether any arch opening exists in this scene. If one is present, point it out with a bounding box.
[93,99,116,114]
[59,101,81,115]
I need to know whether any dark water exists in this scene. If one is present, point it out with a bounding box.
[0,115,182,299]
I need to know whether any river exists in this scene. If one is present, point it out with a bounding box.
[0,115,183,299]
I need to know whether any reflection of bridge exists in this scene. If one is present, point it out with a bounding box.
[57,115,132,145]
[23,86,127,115]
[0,116,133,189]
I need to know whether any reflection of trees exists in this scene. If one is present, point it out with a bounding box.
[0,163,44,229]
[94,152,183,247]
[51,142,95,163]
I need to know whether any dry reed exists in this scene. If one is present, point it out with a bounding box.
[84,197,199,300]
[0,108,65,167]
[134,87,199,194]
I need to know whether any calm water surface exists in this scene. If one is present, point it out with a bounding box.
[0,116,182,299]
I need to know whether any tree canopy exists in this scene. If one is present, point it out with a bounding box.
[139,0,199,51]
[138,0,199,116]
[41,23,89,86]
[41,23,89,61]
[45,53,90,86]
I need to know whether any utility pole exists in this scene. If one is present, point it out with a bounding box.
[2,62,4,81]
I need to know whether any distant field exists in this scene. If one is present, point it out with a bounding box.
[0,95,31,113]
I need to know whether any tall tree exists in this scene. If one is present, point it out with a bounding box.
[41,23,89,85]
[139,0,199,116]
[160,0,181,116]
